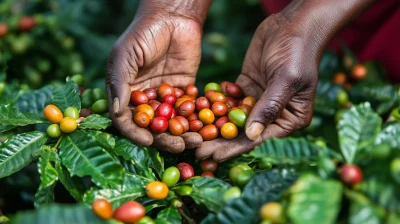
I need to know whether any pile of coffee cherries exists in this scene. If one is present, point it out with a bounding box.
[131,82,256,141]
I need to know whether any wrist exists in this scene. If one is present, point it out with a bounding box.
[279,0,376,57]
[137,0,213,25]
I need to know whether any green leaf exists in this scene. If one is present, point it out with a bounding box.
[375,123,400,150]
[0,104,48,131]
[143,200,169,213]
[34,185,56,209]
[82,172,149,207]
[287,174,343,224]
[181,177,230,212]
[15,85,52,114]
[55,157,86,202]
[79,114,112,130]
[83,188,146,208]
[0,124,16,133]
[155,208,181,224]
[120,172,151,191]
[34,146,58,208]
[248,138,320,165]
[59,130,124,189]
[203,169,297,224]
[347,191,384,224]
[0,215,9,223]
[37,147,58,187]
[350,84,399,115]
[0,131,47,178]
[358,177,400,214]
[114,138,163,179]
[338,103,382,163]
[51,80,81,111]
[314,81,344,116]
[10,204,114,224]
[86,130,115,152]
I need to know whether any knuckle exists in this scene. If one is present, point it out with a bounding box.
[260,99,283,121]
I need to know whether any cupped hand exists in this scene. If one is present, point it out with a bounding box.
[107,10,203,153]
[196,14,319,161]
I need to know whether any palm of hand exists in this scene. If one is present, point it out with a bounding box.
[110,15,202,91]
[107,14,203,148]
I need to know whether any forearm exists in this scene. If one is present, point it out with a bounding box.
[137,0,213,24]
[280,0,376,57]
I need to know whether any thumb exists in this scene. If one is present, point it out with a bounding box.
[245,84,292,141]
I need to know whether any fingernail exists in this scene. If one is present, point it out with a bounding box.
[113,97,120,114]
[246,122,265,141]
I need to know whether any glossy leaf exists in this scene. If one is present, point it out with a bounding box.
[0,131,47,178]
[155,208,181,224]
[15,85,52,114]
[79,114,112,130]
[0,124,16,133]
[51,80,81,111]
[0,104,48,131]
[338,103,382,163]
[114,138,163,179]
[10,204,113,224]
[83,188,145,209]
[375,123,400,150]
[181,177,230,212]
[34,146,58,208]
[59,130,124,188]
[202,169,297,224]
[287,174,343,224]
[55,157,86,202]
[83,173,149,208]
[143,200,169,213]
[350,84,399,115]
[84,130,116,152]
[34,185,56,209]
[249,138,320,165]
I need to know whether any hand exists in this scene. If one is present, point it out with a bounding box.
[196,14,318,161]
[107,3,206,153]
[196,0,376,162]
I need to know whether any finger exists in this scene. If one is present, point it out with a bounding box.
[212,133,258,162]
[181,132,203,150]
[245,84,293,141]
[153,133,185,154]
[110,107,153,146]
[235,74,264,99]
[107,46,137,116]
[259,102,313,140]
[195,138,228,160]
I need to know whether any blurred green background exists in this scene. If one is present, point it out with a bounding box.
[0,0,265,90]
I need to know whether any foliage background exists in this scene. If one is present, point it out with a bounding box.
[1,0,265,88]
[0,0,265,214]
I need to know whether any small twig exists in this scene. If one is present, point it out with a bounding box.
[76,117,84,124]
[54,134,64,149]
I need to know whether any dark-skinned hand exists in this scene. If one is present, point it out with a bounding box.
[195,0,376,162]
[106,5,205,153]
[196,14,318,161]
